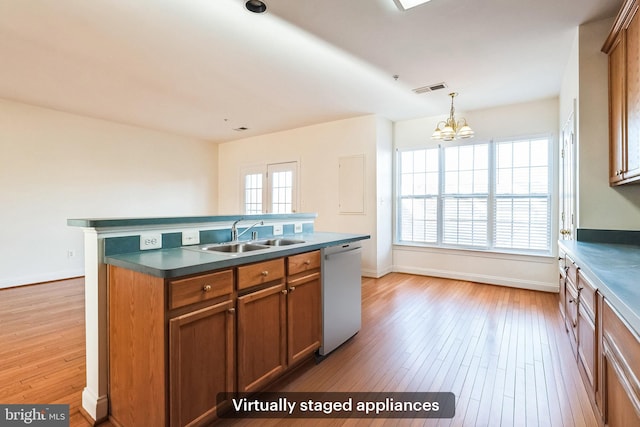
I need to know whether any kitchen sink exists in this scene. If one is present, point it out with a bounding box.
[183,238,305,255]
[254,238,305,246]
[199,242,270,253]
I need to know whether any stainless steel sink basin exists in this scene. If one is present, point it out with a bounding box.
[199,242,270,253]
[183,238,304,255]
[254,238,305,246]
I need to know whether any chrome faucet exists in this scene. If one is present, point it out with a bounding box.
[231,219,263,242]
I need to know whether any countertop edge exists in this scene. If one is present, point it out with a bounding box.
[558,240,640,337]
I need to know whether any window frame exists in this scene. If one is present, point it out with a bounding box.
[394,134,553,256]
[240,161,299,214]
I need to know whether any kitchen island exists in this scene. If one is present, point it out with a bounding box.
[68,214,369,426]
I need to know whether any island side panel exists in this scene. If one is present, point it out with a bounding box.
[109,265,166,427]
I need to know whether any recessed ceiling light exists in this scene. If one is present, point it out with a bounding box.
[246,0,267,13]
[393,0,432,11]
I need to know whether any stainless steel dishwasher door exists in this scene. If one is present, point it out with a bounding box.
[320,242,362,356]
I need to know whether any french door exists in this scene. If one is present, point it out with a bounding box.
[242,161,298,214]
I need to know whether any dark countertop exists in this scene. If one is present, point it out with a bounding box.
[559,240,640,335]
[105,232,370,279]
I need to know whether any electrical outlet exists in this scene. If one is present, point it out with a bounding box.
[67,250,76,258]
[140,233,162,250]
[294,223,303,233]
[182,230,200,245]
[273,224,283,236]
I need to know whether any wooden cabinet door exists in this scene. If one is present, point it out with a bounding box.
[237,283,287,393]
[169,300,235,427]
[577,271,598,402]
[566,283,579,356]
[287,271,321,364]
[609,32,626,185]
[625,6,640,181]
[578,303,597,393]
[603,340,640,427]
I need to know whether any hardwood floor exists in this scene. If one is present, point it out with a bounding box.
[0,274,598,427]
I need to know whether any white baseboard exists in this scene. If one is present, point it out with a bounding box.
[393,265,559,293]
[361,265,393,279]
[0,268,85,289]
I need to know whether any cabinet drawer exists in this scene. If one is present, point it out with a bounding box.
[566,255,578,286]
[578,271,597,319]
[169,269,233,310]
[238,258,285,291]
[288,250,321,276]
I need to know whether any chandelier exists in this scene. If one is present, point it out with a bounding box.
[431,92,474,141]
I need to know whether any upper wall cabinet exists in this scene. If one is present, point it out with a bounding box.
[603,0,640,186]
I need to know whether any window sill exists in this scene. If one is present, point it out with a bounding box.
[393,241,555,262]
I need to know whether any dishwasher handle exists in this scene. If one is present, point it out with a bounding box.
[324,247,362,261]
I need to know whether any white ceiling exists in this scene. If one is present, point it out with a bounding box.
[0,0,622,142]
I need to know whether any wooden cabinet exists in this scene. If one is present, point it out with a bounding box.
[169,300,235,427]
[563,256,579,355]
[237,281,287,393]
[236,251,322,391]
[286,251,322,364]
[557,255,601,418]
[577,271,598,398]
[602,297,640,426]
[108,249,324,426]
[109,265,235,427]
[603,0,640,185]
[558,252,567,321]
[559,246,640,426]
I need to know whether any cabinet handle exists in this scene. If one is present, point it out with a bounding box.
[304,260,311,265]
[228,308,235,314]
[261,271,269,277]
[203,285,212,292]
[281,289,288,295]
[289,286,296,292]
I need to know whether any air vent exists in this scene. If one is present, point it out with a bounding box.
[412,82,447,94]
[233,127,249,131]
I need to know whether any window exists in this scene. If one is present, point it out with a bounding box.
[244,173,263,214]
[397,136,551,254]
[242,162,298,214]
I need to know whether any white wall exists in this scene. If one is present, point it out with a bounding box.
[575,18,640,230]
[393,97,560,292]
[217,115,392,277]
[0,99,218,288]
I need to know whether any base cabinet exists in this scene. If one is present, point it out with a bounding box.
[237,282,287,393]
[286,251,322,364]
[169,300,235,427]
[236,251,322,392]
[602,298,640,426]
[577,272,598,397]
[108,249,324,427]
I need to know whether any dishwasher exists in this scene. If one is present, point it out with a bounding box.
[319,241,363,356]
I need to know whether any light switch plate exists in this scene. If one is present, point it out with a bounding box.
[273,224,283,236]
[182,230,200,245]
[140,233,162,250]
[294,223,303,233]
